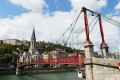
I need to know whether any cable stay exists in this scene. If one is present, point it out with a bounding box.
[79,18,99,50]
[65,11,82,45]
[89,18,99,34]
[101,15,120,28]
[117,29,120,41]
[68,27,84,48]
[56,10,82,44]
[68,16,98,46]
[69,35,79,45]
[101,15,120,45]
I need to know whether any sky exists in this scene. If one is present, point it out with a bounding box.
[0,0,120,52]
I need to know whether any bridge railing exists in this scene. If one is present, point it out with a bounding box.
[19,56,85,67]
[31,56,84,64]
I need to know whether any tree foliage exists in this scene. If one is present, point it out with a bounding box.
[0,44,13,67]
[0,44,12,55]
[37,41,80,53]
[19,44,29,52]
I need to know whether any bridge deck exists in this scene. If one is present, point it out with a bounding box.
[19,56,84,67]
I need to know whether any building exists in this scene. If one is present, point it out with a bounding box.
[2,39,22,46]
[22,40,30,46]
[19,28,43,68]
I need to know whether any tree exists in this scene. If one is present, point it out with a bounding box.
[0,44,13,68]
[0,44,12,55]
[19,44,29,52]
[37,41,81,53]
[65,47,74,53]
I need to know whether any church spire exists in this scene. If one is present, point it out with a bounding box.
[30,27,36,49]
[31,27,36,41]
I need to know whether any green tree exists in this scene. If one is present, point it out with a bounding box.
[37,41,81,53]
[19,44,29,52]
[0,44,12,55]
[0,44,13,68]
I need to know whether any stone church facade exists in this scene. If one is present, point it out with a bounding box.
[19,28,42,67]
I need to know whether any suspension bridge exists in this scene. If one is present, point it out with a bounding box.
[16,7,120,78]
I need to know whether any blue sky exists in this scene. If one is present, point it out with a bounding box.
[44,0,72,13]
[0,0,120,52]
[0,0,72,18]
[102,0,119,14]
[0,0,119,18]
[0,0,28,18]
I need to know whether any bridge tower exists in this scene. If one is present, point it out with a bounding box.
[82,7,113,80]
[98,14,109,58]
[82,7,94,58]
[82,7,94,80]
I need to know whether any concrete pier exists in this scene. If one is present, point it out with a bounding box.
[84,42,94,80]
[16,67,22,76]
[85,58,120,80]
[84,42,94,58]
[100,43,109,58]
[84,42,120,80]
[16,66,26,76]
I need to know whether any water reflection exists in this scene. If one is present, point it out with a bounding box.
[0,72,85,80]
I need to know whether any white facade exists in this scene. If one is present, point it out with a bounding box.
[3,39,22,45]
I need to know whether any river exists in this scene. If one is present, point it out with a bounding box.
[0,71,85,80]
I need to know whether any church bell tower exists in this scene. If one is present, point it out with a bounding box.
[30,27,36,49]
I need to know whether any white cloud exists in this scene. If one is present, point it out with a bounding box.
[10,0,47,12]
[71,0,107,11]
[1,0,120,52]
[115,1,120,10]
[0,11,78,41]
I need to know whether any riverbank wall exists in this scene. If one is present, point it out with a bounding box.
[0,67,78,75]
[25,67,77,74]
[0,69,15,75]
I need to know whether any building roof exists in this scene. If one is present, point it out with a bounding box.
[31,27,36,41]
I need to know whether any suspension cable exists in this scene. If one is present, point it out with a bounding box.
[65,11,82,45]
[69,16,97,44]
[56,10,82,43]
[101,15,120,28]
[101,15,120,46]
[69,35,80,45]
[89,18,99,33]
[117,28,120,40]
[79,18,99,50]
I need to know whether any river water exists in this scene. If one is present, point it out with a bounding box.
[0,71,85,80]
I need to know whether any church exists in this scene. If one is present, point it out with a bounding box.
[19,27,43,67]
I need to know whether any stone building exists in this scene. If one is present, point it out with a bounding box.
[3,39,22,45]
[19,28,43,68]
[22,40,30,46]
